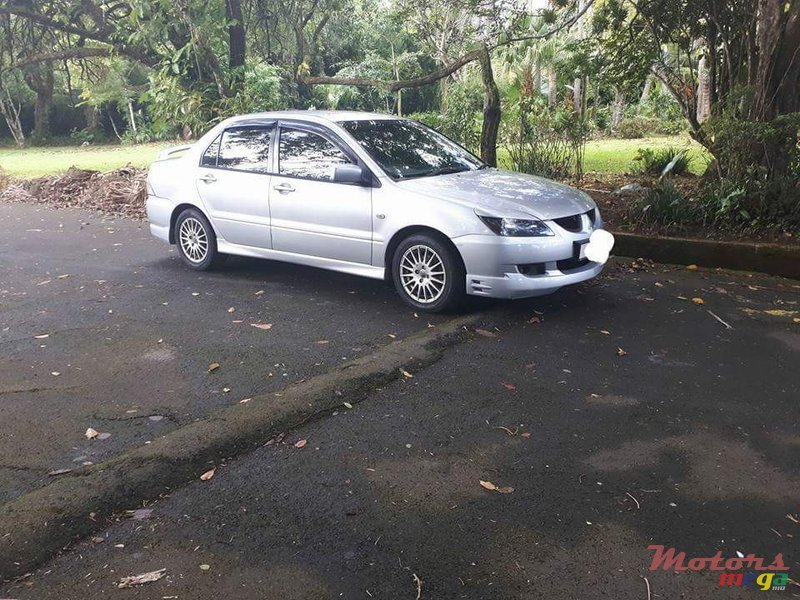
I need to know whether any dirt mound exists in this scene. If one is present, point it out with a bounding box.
[0,166,148,219]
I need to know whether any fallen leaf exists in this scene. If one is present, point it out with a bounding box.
[57,273,70,279]
[207,362,220,373]
[520,432,532,438]
[231,319,243,324]
[616,347,627,357]
[85,427,99,439]
[48,468,72,476]
[117,569,166,589]
[315,340,330,345]
[764,309,797,317]
[126,508,153,520]
[479,480,497,491]
[387,333,397,339]
[255,290,265,296]
[692,297,705,305]
[527,316,542,324]
[51,371,61,377]
[227,307,235,313]
[501,382,516,391]
[199,564,211,571]
[794,318,800,324]
[343,402,353,409]
[200,468,216,481]
[222,387,231,393]
[687,264,698,270]
[250,323,273,330]
[400,369,414,379]
[34,334,49,339]
[475,328,497,338]
[239,397,251,404]
[294,439,307,448]
[479,480,514,494]
[192,292,200,296]
[600,330,610,335]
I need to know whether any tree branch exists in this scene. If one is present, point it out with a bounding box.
[6,47,114,71]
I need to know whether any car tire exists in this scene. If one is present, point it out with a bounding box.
[392,233,465,312]
[174,208,226,271]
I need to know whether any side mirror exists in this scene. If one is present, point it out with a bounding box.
[334,164,368,185]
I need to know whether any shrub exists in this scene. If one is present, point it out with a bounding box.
[502,95,592,180]
[632,147,692,176]
[630,181,699,227]
[615,116,650,139]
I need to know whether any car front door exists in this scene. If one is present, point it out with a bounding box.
[269,123,373,264]
[195,124,273,249]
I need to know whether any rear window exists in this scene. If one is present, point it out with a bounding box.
[216,127,273,173]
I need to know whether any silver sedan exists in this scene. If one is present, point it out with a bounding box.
[146,110,614,312]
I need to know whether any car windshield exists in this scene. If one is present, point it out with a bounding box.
[339,119,484,180]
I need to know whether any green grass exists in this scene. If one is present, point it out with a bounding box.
[1,135,711,179]
[583,136,710,175]
[0,142,174,178]
[499,135,711,176]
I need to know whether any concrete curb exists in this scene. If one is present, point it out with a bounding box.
[0,314,482,580]
[611,231,800,280]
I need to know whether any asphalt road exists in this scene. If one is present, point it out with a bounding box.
[0,202,461,505]
[1,203,798,599]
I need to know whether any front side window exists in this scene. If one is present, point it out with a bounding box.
[279,128,352,181]
[217,127,273,173]
[340,119,483,180]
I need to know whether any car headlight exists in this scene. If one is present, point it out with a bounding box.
[477,215,554,237]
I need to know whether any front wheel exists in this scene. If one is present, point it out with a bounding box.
[174,208,226,270]
[392,233,465,312]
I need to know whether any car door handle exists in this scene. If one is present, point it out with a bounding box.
[198,174,217,183]
[273,183,295,194]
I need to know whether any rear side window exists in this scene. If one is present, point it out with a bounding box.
[278,128,351,181]
[217,127,273,173]
[200,135,221,167]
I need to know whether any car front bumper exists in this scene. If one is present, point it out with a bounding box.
[454,231,609,299]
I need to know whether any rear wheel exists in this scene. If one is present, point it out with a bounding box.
[392,233,465,312]
[174,208,226,270]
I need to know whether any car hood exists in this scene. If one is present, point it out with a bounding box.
[394,168,595,220]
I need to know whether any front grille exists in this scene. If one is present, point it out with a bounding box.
[554,209,595,232]
[557,256,590,271]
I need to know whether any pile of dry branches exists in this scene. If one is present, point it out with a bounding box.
[0,166,148,219]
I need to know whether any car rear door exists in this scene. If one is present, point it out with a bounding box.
[269,122,373,264]
[195,124,274,249]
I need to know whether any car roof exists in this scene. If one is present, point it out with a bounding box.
[226,110,403,127]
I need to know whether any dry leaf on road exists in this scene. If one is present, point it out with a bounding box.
[400,369,414,378]
[250,323,273,330]
[48,468,72,476]
[480,480,514,494]
[227,307,236,313]
[501,382,516,391]
[294,439,308,449]
[85,427,99,439]
[200,468,216,481]
[207,362,220,373]
[117,568,166,588]
[616,347,628,357]
[315,340,330,345]
[475,328,497,338]
[692,297,705,305]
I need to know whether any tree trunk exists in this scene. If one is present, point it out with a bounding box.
[751,0,800,120]
[696,55,711,123]
[24,62,54,141]
[226,0,246,93]
[573,76,583,118]
[611,86,625,132]
[548,67,557,107]
[0,85,25,147]
[477,45,500,167]
[639,74,653,105]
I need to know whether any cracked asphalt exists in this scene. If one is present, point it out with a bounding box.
[1,201,799,598]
